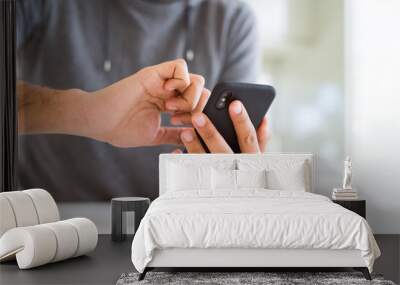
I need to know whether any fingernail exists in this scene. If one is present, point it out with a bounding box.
[171,117,182,125]
[181,130,193,142]
[193,113,206,127]
[231,101,242,115]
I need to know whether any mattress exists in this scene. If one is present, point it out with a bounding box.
[131,189,380,273]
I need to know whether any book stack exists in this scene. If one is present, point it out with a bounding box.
[332,188,358,200]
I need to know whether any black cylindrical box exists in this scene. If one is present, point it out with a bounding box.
[111,197,150,242]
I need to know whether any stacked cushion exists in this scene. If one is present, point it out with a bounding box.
[0,189,59,236]
[0,189,97,269]
[23,189,60,224]
[1,191,40,227]
[0,218,97,269]
[0,196,17,237]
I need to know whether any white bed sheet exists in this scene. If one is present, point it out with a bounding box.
[131,189,380,273]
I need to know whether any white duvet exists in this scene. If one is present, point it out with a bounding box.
[131,190,380,273]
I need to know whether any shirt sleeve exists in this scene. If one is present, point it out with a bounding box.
[16,0,46,49]
[219,2,260,83]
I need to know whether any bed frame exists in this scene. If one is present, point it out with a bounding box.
[139,154,371,281]
[141,248,370,280]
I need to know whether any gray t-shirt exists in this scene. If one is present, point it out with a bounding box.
[17,0,259,201]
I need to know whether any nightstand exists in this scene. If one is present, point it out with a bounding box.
[111,197,150,242]
[332,199,366,218]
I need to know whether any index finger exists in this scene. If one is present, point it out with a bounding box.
[170,88,211,125]
[157,59,190,93]
[165,74,205,112]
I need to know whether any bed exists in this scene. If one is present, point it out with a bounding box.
[131,154,380,281]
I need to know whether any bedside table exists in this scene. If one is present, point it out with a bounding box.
[111,197,150,242]
[332,199,366,218]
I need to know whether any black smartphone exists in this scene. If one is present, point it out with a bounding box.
[198,82,275,153]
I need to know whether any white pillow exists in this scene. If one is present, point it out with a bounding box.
[266,166,306,191]
[238,159,309,191]
[236,169,267,189]
[167,162,212,191]
[212,168,237,190]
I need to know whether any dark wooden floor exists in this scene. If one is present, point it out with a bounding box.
[0,235,398,285]
[374,234,400,283]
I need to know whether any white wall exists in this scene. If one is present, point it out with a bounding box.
[247,0,345,197]
[345,0,400,233]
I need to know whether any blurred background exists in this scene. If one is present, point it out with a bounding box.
[247,0,345,197]
[247,0,400,233]
[16,0,399,234]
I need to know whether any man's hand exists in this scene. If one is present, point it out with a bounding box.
[17,59,268,152]
[87,59,210,147]
[179,100,269,153]
[18,59,209,148]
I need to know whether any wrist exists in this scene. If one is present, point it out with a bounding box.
[84,74,143,144]
[47,87,92,137]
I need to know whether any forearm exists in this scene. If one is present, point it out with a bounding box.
[17,81,93,137]
[15,59,196,148]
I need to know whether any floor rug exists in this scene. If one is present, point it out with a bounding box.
[117,271,396,285]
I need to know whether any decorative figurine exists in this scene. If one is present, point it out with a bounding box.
[342,156,352,190]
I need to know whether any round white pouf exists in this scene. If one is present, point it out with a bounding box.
[23,189,60,223]
[0,226,57,269]
[0,192,39,227]
[0,195,17,237]
[65,218,98,257]
[0,218,98,269]
[43,221,79,262]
